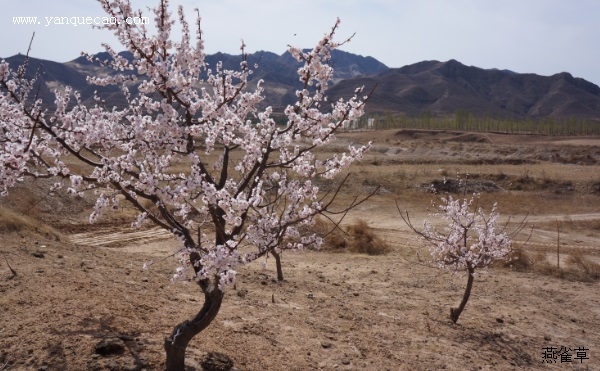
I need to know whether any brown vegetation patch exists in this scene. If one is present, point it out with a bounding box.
[492,247,534,271]
[311,218,390,255]
[421,178,503,194]
[566,250,600,280]
[591,182,600,195]
[394,128,442,139]
[441,133,492,143]
[0,207,62,241]
[344,220,391,255]
[517,249,600,282]
[493,245,600,282]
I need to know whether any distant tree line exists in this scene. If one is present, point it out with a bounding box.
[355,110,600,136]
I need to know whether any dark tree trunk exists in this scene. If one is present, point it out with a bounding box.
[271,250,284,282]
[450,264,475,323]
[164,282,224,371]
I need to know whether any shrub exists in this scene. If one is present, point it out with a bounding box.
[345,219,390,255]
[566,251,600,281]
[525,250,600,282]
[311,216,347,250]
[492,246,533,271]
[310,217,390,255]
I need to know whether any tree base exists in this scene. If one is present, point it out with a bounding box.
[450,308,460,323]
[164,285,224,371]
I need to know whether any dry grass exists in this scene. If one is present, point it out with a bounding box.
[491,239,600,282]
[346,158,599,217]
[532,218,600,239]
[311,217,390,255]
[345,220,391,255]
[493,246,534,271]
[566,250,600,280]
[559,218,600,234]
[523,249,600,282]
[308,216,344,249]
[0,206,62,240]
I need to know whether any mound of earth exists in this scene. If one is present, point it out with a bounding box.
[441,133,492,143]
[394,129,491,144]
[394,129,442,140]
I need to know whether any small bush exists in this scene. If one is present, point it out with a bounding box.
[533,261,562,278]
[311,217,390,255]
[526,250,600,282]
[566,251,600,281]
[312,217,347,250]
[516,173,535,184]
[345,219,390,255]
[424,178,502,194]
[493,247,533,271]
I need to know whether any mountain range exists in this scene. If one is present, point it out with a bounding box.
[3,50,600,120]
[327,59,600,119]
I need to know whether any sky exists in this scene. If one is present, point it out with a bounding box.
[2,0,600,86]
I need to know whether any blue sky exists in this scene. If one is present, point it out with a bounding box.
[2,0,600,86]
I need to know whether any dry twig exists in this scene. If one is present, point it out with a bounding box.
[4,255,16,278]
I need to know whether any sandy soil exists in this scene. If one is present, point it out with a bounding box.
[1,130,599,370]
[1,219,598,371]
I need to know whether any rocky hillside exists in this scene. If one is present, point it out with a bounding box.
[3,49,387,110]
[328,59,600,119]
[4,51,600,119]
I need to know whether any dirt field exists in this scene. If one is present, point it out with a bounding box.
[1,129,599,370]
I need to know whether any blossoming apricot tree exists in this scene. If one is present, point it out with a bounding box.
[399,194,513,323]
[0,0,371,368]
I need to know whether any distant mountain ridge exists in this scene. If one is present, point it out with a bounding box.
[328,59,600,119]
[3,49,387,110]
[3,51,600,120]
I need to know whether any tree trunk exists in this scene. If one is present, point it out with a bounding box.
[272,250,284,282]
[164,282,224,371]
[450,265,475,323]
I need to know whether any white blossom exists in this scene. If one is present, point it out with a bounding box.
[418,194,512,272]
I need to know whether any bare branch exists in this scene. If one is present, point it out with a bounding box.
[4,255,16,278]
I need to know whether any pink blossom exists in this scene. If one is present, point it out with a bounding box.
[417,194,512,272]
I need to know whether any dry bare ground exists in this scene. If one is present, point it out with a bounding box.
[1,129,599,370]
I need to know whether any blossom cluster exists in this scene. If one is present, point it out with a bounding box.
[420,194,512,272]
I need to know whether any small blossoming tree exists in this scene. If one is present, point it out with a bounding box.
[0,0,372,368]
[400,194,512,323]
